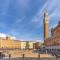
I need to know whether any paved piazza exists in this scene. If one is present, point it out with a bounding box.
[0,49,49,58]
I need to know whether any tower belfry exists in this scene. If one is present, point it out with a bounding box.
[44,10,49,40]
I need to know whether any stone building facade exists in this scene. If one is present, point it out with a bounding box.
[0,36,42,49]
[0,36,21,49]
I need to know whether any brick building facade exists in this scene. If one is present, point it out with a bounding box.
[44,21,60,46]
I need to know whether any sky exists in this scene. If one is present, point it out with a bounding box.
[0,0,60,41]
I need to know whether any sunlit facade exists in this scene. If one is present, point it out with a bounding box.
[0,37,21,49]
[0,36,42,49]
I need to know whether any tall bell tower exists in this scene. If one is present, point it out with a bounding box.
[44,10,49,40]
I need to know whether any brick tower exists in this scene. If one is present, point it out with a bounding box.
[44,10,49,40]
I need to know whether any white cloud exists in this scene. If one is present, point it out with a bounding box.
[0,32,16,40]
[31,1,48,28]
[32,0,60,23]
[32,0,48,22]
[47,0,58,11]
[48,0,60,19]
[31,0,60,29]
[50,9,60,18]
[9,36,16,40]
[0,33,6,38]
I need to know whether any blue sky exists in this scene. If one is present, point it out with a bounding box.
[0,0,60,41]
